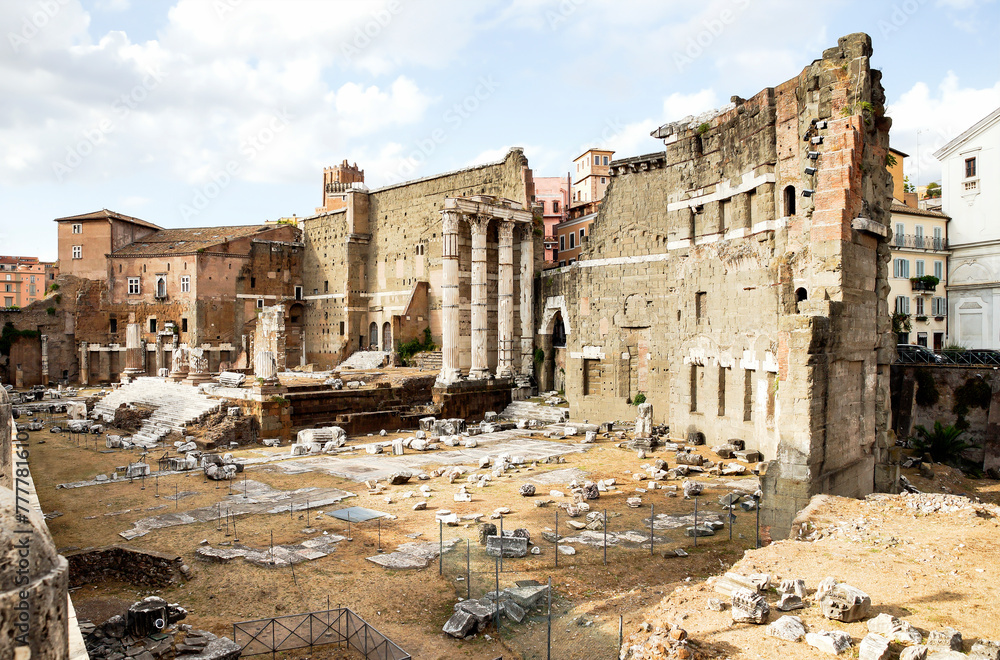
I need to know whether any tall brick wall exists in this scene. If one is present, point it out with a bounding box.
[537,34,893,536]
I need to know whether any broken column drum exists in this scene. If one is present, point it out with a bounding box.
[122,323,145,378]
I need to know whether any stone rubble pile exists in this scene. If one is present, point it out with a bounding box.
[443,582,550,638]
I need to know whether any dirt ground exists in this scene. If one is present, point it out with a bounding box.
[622,472,1000,659]
[25,385,1000,659]
[27,389,763,660]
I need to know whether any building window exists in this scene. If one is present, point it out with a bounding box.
[932,297,947,316]
[149,318,157,333]
[916,332,928,347]
[915,297,924,316]
[109,318,117,333]
[181,318,188,332]
[965,157,977,178]
[895,295,910,314]
[339,321,345,335]
[594,155,600,165]
[4,297,12,307]
[690,365,699,412]
[552,201,559,213]
[718,366,727,417]
[250,277,256,289]
[934,260,943,281]
[783,185,796,216]
[72,224,82,234]
[558,260,566,267]
[559,235,565,252]
[568,258,575,265]
[894,223,905,247]
[4,284,10,292]
[579,228,585,243]
[569,232,575,249]
[324,280,329,293]
[257,298,264,309]
[916,260,925,277]
[893,258,909,279]
[127,277,140,295]
[29,275,35,284]
[181,275,190,292]
[295,286,303,300]
[696,291,707,322]
[72,245,82,259]
[743,370,753,422]
[933,227,943,250]
[600,177,606,184]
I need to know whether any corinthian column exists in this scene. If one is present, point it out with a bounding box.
[496,220,515,379]
[468,214,491,380]
[519,224,535,376]
[437,209,463,385]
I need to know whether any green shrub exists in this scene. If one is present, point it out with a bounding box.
[46,307,56,316]
[533,348,545,364]
[910,421,978,467]
[0,322,40,356]
[913,369,939,407]
[397,327,436,365]
[632,392,646,406]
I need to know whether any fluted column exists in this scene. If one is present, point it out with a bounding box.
[437,210,463,385]
[496,220,515,379]
[519,223,535,377]
[468,214,491,380]
[122,323,144,379]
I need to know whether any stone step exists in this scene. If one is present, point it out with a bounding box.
[498,401,569,423]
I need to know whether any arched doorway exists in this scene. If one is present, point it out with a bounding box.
[368,322,379,350]
[382,322,392,352]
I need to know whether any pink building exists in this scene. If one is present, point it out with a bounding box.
[533,175,570,263]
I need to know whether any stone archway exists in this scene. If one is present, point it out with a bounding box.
[382,322,392,352]
[368,322,379,350]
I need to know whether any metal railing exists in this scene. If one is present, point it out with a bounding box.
[893,234,947,250]
[894,349,1000,366]
[234,607,410,659]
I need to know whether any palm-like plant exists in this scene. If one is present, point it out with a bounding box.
[910,421,977,466]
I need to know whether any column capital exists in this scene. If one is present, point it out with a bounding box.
[466,214,491,235]
[498,219,515,244]
[442,209,462,235]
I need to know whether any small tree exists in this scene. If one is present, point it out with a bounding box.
[910,421,977,466]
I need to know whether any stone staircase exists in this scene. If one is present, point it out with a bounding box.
[338,351,390,370]
[92,377,223,447]
[498,400,569,425]
[410,351,442,371]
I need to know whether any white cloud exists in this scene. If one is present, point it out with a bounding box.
[886,72,1000,184]
[95,0,130,11]
[662,89,721,123]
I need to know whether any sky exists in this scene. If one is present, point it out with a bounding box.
[1,0,999,261]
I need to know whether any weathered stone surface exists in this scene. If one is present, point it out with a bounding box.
[900,647,928,660]
[777,593,805,611]
[778,578,807,598]
[730,587,769,625]
[820,582,871,622]
[928,628,963,652]
[971,640,1000,660]
[478,523,498,545]
[388,470,412,485]
[485,535,528,558]
[867,613,922,645]
[506,584,549,608]
[807,630,853,655]
[519,483,536,497]
[443,610,476,638]
[859,633,892,660]
[502,599,526,623]
[767,615,806,642]
[581,483,600,500]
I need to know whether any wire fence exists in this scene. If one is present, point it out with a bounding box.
[233,607,410,659]
[439,489,763,659]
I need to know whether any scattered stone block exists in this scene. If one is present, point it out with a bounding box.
[767,615,806,642]
[706,598,725,612]
[867,613,922,645]
[806,630,853,655]
[859,633,892,660]
[731,587,769,624]
[389,470,412,485]
[557,545,576,556]
[928,628,963,652]
[686,431,705,445]
[443,610,476,638]
[971,641,1000,660]
[899,647,928,660]
[777,594,805,611]
[820,582,871,623]
[734,449,761,462]
[712,573,758,597]
[502,599,526,623]
[683,481,703,498]
[486,535,528,558]
[779,578,807,598]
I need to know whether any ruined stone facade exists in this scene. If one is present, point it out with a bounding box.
[300,148,539,371]
[536,34,894,534]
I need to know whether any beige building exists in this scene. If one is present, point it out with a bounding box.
[54,209,161,280]
[571,148,613,203]
[886,149,951,350]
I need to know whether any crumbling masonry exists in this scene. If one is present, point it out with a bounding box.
[536,34,895,534]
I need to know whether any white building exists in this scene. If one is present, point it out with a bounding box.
[934,106,1000,349]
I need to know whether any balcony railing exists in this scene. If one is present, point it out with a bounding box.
[893,234,947,250]
[910,279,937,292]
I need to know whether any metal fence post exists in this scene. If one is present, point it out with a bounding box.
[650,504,654,556]
[499,513,503,573]
[618,615,623,655]
[439,521,443,575]
[466,539,470,600]
[603,508,607,566]
[494,556,500,634]
[555,508,559,568]
[547,577,552,660]
[755,493,761,548]
[694,496,698,548]
[729,500,733,541]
